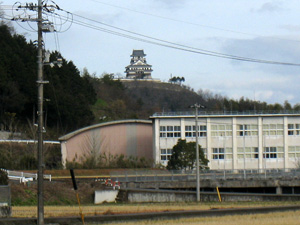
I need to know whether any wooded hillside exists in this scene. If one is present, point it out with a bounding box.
[0,22,299,139]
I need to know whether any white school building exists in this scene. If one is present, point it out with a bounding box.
[150,111,300,171]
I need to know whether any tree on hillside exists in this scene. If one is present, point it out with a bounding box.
[167,139,209,171]
[44,52,96,132]
[169,76,185,85]
[0,23,96,135]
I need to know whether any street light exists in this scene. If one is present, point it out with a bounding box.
[190,103,205,202]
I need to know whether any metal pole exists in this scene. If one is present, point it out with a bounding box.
[243,129,246,179]
[223,134,226,180]
[37,1,44,224]
[195,105,200,202]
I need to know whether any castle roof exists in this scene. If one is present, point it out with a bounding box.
[131,49,146,57]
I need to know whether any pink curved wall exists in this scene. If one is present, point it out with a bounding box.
[61,122,152,165]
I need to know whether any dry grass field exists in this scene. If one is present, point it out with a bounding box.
[11,201,300,218]
[103,210,300,225]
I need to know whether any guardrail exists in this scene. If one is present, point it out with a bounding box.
[152,110,300,117]
[0,140,60,144]
[110,169,300,183]
[0,169,51,183]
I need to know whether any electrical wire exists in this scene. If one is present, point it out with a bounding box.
[3,3,300,66]
[88,0,300,44]
[46,10,300,67]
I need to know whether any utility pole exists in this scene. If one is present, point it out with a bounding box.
[37,0,44,224]
[190,103,205,202]
[9,2,66,224]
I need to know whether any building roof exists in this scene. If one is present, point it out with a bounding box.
[131,50,146,57]
[59,119,152,141]
[150,110,300,119]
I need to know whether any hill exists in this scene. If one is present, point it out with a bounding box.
[0,21,299,139]
[123,80,206,112]
[0,23,96,137]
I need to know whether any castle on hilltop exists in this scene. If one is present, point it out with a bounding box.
[125,50,153,79]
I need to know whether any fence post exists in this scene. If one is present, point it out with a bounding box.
[135,171,138,182]
[264,169,267,179]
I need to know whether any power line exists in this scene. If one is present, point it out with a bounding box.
[3,3,300,66]
[47,9,300,67]
[88,0,300,44]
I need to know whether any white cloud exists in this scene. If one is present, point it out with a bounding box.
[280,25,300,32]
[221,36,300,75]
[152,0,187,9]
[254,1,284,13]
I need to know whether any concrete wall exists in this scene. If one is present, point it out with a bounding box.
[128,190,195,203]
[121,189,300,203]
[94,190,119,204]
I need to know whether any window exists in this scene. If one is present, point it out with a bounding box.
[288,124,300,136]
[288,146,300,158]
[237,124,258,136]
[160,126,181,138]
[211,124,232,137]
[237,147,259,159]
[263,124,283,136]
[212,148,232,160]
[185,125,207,137]
[160,149,172,161]
[263,147,283,159]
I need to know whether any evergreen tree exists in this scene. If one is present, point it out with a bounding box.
[167,139,209,170]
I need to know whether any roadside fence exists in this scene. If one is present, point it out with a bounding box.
[0,168,52,183]
[110,169,300,183]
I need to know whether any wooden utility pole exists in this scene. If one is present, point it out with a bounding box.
[37,0,45,224]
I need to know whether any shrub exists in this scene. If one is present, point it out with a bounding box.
[0,170,8,185]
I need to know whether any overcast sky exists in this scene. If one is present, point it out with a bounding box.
[2,0,300,105]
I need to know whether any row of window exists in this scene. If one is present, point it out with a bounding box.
[160,126,181,138]
[185,125,207,137]
[211,124,232,137]
[160,146,300,161]
[237,147,258,159]
[288,124,300,135]
[159,125,207,138]
[159,123,300,138]
[128,67,152,71]
[212,148,233,159]
[214,147,284,160]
